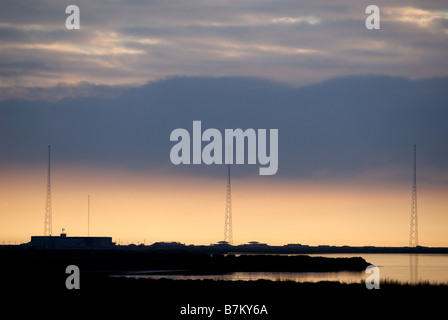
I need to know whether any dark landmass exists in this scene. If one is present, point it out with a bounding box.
[1,246,446,317]
[4,274,447,318]
[0,246,369,275]
[11,238,448,254]
[145,242,448,255]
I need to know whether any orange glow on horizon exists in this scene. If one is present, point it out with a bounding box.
[1,165,447,247]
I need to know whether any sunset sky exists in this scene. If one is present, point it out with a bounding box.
[1,1,447,246]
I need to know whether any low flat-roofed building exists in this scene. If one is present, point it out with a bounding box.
[30,233,114,249]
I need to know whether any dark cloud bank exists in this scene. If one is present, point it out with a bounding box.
[1,75,447,183]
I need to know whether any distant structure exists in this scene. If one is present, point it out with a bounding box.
[224,163,233,245]
[150,242,185,250]
[409,144,418,247]
[44,145,52,236]
[88,194,90,237]
[30,230,114,249]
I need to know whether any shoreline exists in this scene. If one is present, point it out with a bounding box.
[2,257,447,317]
[5,242,448,254]
[0,248,371,274]
[22,277,448,317]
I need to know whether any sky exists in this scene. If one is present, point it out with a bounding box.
[1,0,447,246]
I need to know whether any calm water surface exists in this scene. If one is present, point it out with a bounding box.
[117,253,448,284]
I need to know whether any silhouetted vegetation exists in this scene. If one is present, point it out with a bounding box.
[1,247,446,318]
[0,247,369,275]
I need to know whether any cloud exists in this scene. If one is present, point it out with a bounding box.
[0,2,447,182]
[385,7,448,29]
[271,16,321,25]
[1,75,447,185]
[1,1,448,88]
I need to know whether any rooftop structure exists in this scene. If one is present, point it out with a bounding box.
[30,232,114,249]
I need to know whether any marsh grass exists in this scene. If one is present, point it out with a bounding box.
[378,278,448,287]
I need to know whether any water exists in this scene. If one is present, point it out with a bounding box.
[115,253,448,284]
[306,253,448,284]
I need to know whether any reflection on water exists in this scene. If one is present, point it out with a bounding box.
[307,253,447,284]
[113,254,448,284]
[410,254,418,283]
[117,271,365,284]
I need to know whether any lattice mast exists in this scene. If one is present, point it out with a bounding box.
[409,144,418,247]
[44,145,52,236]
[88,194,90,237]
[224,163,233,245]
